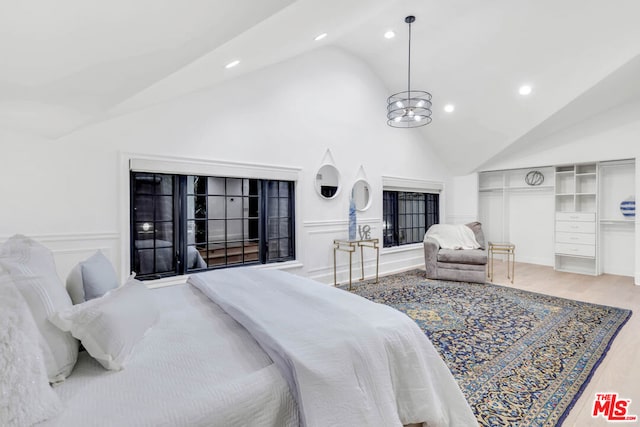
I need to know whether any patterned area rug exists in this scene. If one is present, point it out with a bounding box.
[351,270,631,427]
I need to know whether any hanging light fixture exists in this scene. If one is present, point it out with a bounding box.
[387,16,432,128]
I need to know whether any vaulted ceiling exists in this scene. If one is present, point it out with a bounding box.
[2,0,639,174]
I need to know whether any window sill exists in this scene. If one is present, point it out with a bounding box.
[144,275,189,289]
[381,242,424,255]
[252,260,304,271]
[142,260,305,290]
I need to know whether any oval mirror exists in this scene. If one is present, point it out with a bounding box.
[316,164,340,199]
[352,179,371,211]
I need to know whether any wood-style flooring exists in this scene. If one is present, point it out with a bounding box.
[486,261,639,427]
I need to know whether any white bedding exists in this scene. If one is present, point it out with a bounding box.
[189,268,478,427]
[43,284,298,427]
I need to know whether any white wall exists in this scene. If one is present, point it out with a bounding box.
[0,46,453,284]
[444,174,478,224]
[480,100,640,283]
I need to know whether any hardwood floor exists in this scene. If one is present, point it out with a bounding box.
[486,261,640,426]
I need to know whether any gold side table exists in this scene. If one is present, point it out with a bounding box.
[488,241,515,283]
[333,238,380,290]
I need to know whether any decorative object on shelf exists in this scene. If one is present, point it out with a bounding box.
[386,16,432,128]
[525,170,544,186]
[315,149,341,199]
[358,225,371,240]
[348,197,357,240]
[620,196,636,218]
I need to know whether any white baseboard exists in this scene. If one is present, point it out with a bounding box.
[309,250,424,286]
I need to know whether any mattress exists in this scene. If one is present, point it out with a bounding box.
[43,284,298,427]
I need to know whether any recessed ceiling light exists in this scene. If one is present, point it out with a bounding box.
[384,31,395,39]
[519,85,532,96]
[444,104,455,113]
[314,33,328,41]
[225,60,240,69]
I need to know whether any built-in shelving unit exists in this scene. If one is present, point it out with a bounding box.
[554,163,599,275]
[478,166,555,258]
[478,167,555,193]
[479,158,636,278]
[599,160,636,223]
[598,159,636,277]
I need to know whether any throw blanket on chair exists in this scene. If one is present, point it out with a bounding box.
[425,224,481,250]
[189,268,478,427]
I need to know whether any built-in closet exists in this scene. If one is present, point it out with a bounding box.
[478,159,635,277]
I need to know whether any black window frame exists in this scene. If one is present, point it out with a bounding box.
[383,190,439,248]
[130,171,295,280]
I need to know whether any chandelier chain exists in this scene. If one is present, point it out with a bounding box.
[407,19,411,100]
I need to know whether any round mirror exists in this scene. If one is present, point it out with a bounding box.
[316,164,340,199]
[352,179,371,211]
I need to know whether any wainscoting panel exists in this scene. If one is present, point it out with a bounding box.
[303,218,382,284]
[0,232,121,283]
[305,225,425,285]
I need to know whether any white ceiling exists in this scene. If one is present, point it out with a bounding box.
[2,0,639,173]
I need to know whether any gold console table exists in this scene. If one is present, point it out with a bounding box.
[488,241,516,283]
[333,239,379,290]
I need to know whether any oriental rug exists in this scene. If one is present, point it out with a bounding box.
[351,270,631,427]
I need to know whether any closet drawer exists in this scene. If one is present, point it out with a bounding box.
[555,212,595,222]
[555,243,596,257]
[556,221,596,233]
[555,232,596,245]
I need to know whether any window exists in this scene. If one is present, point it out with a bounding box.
[383,191,439,247]
[131,172,295,279]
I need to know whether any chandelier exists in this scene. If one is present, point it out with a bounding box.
[386,16,432,128]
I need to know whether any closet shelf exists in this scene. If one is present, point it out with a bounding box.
[507,185,554,191]
[600,219,635,225]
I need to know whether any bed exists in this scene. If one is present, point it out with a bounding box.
[44,283,298,426]
[0,235,478,427]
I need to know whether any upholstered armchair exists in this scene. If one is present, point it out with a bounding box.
[423,222,487,284]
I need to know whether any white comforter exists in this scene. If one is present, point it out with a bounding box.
[189,268,478,427]
[44,284,298,427]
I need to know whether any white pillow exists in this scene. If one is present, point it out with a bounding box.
[66,250,119,304]
[50,278,159,370]
[0,274,62,426]
[0,235,78,383]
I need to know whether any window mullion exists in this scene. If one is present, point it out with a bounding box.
[176,176,186,276]
[259,181,266,263]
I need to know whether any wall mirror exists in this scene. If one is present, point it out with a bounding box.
[352,179,372,211]
[316,164,340,199]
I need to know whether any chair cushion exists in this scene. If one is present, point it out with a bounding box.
[437,248,487,265]
[437,261,486,272]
